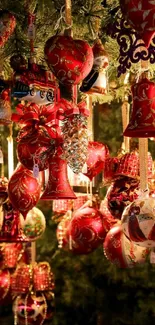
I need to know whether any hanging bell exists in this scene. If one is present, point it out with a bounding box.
[0,89,12,125]
[41,154,77,200]
[124,78,155,138]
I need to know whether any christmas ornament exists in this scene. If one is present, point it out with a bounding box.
[83,141,109,181]
[12,60,56,105]
[120,0,155,48]
[0,10,16,47]
[0,201,29,242]
[0,88,12,125]
[0,269,11,301]
[115,151,139,179]
[61,100,89,174]
[103,157,119,185]
[66,205,106,254]
[44,291,55,321]
[0,243,23,269]
[11,263,32,295]
[122,195,155,248]
[104,224,149,268]
[80,39,108,94]
[33,262,54,292]
[41,151,76,200]
[107,176,139,219]
[13,292,47,325]
[44,34,94,85]
[0,176,8,206]
[100,198,116,232]
[56,213,71,249]
[124,78,155,138]
[22,207,46,241]
[8,164,41,219]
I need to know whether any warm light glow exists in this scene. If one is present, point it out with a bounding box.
[7,136,14,179]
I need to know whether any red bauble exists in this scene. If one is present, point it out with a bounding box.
[0,269,11,302]
[44,35,93,85]
[8,165,41,218]
[124,78,155,138]
[17,128,54,171]
[0,243,22,269]
[107,176,139,219]
[104,224,149,268]
[0,10,16,47]
[67,206,106,254]
[83,141,109,181]
[100,198,117,231]
[120,0,155,47]
[13,292,47,325]
[103,157,119,185]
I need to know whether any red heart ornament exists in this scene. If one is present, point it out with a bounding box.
[120,0,155,47]
[44,35,94,85]
[0,10,16,47]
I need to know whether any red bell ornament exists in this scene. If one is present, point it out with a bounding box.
[115,151,139,179]
[66,205,106,254]
[11,263,31,295]
[13,292,47,325]
[0,10,16,47]
[33,262,54,292]
[104,224,149,268]
[107,176,139,219]
[83,141,109,181]
[122,196,155,248]
[8,164,41,218]
[120,0,155,48]
[44,35,94,85]
[124,78,155,138]
[41,153,76,200]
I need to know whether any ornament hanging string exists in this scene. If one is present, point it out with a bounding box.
[121,72,130,152]
[65,0,72,36]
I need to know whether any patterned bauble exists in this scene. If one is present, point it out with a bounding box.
[104,224,149,268]
[0,243,23,269]
[66,205,106,254]
[17,128,54,171]
[13,292,47,325]
[8,165,41,219]
[121,195,155,248]
[100,198,117,232]
[22,207,46,241]
[83,141,109,181]
[0,10,16,47]
[115,151,139,179]
[107,176,139,219]
[120,0,155,48]
[44,35,93,85]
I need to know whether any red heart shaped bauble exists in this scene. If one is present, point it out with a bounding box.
[0,10,16,47]
[83,141,109,181]
[120,0,155,47]
[8,165,41,218]
[66,206,106,254]
[44,35,94,85]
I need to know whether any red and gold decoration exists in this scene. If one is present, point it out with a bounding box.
[107,176,139,219]
[121,194,155,248]
[0,269,12,304]
[83,141,109,181]
[66,204,106,254]
[0,176,8,206]
[44,34,94,85]
[0,243,23,269]
[124,78,155,138]
[41,151,76,200]
[8,164,41,218]
[115,151,139,179]
[120,0,155,48]
[0,10,16,47]
[103,157,119,185]
[104,224,149,268]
